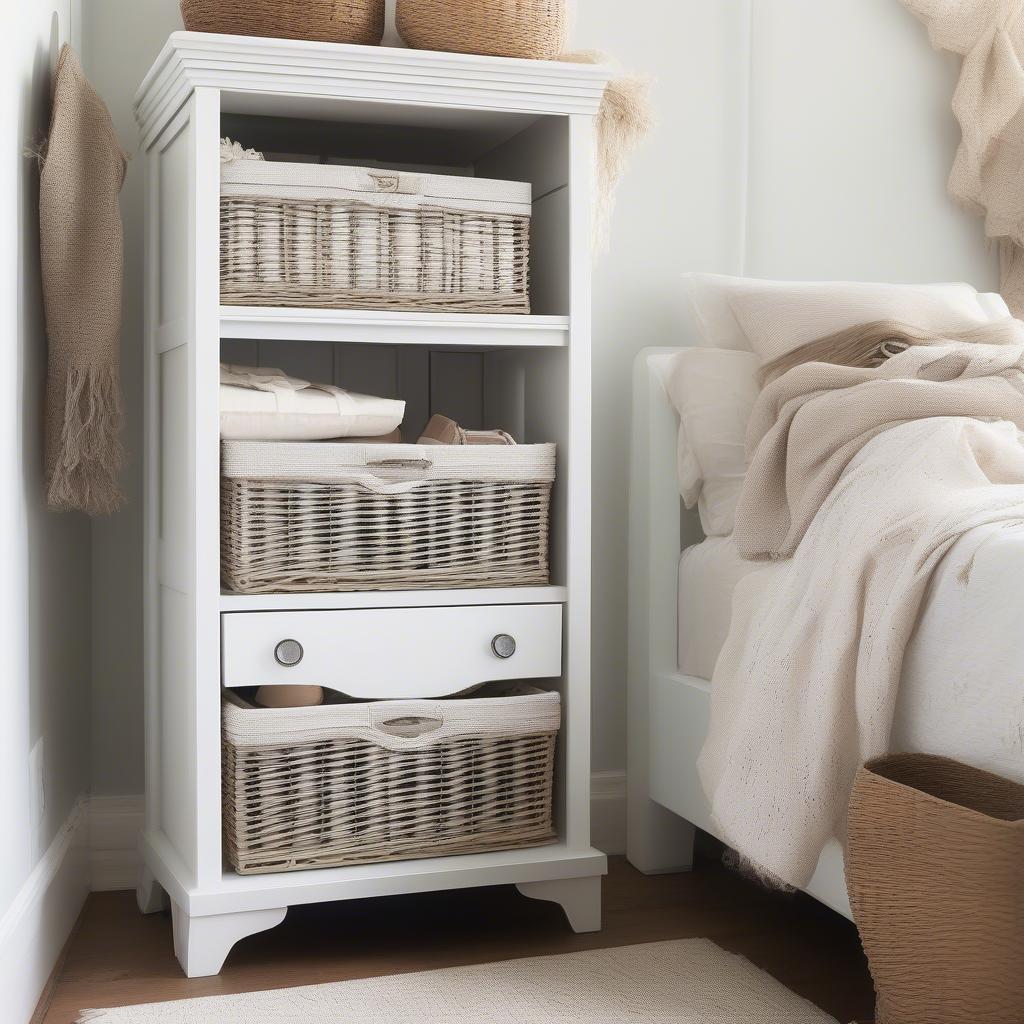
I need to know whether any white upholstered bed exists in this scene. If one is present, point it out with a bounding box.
[626,345,852,916]
[626,342,1024,917]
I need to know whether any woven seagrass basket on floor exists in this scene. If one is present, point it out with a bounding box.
[396,0,567,59]
[222,683,559,874]
[845,754,1024,1024]
[180,0,385,45]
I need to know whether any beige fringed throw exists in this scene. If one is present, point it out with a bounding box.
[558,51,653,253]
[899,0,1024,313]
[40,45,127,515]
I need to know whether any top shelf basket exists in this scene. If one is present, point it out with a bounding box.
[220,159,532,314]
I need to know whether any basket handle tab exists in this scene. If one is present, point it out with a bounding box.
[368,700,447,739]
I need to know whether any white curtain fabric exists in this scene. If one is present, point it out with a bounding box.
[901,0,1024,313]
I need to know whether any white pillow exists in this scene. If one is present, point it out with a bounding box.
[685,273,1006,357]
[664,348,761,537]
[220,364,405,440]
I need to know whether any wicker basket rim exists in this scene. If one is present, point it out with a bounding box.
[859,754,1024,825]
[220,440,557,484]
[222,686,561,749]
[221,158,531,205]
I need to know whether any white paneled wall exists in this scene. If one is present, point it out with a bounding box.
[5,5,93,1020]
[83,0,998,825]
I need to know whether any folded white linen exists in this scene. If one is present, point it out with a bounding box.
[220,364,405,440]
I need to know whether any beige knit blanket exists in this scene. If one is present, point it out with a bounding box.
[699,325,1024,887]
[900,1,1024,314]
[40,45,127,515]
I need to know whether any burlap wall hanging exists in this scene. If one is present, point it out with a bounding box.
[39,44,127,516]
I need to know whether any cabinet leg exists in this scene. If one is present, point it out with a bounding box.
[516,875,602,933]
[136,866,169,915]
[170,901,287,978]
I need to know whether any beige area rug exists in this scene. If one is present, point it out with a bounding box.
[77,938,838,1023]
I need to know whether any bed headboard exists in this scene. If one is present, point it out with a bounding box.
[627,350,700,680]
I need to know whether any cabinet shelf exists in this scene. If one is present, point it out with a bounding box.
[220,306,570,348]
[219,585,568,612]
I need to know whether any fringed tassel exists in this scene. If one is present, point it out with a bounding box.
[558,51,654,254]
[722,846,797,894]
[47,365,125,516]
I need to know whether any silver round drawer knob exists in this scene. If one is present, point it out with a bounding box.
[491,634,516,659]
[274,639,304,667]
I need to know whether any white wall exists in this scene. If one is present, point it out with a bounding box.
[81,1,997,806]
[3,4,94,1019]
[3,0,92,916]
[84,1,181,797]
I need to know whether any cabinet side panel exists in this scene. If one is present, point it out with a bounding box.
[148,111,201,881]
[159,584,197,869]
[158,122,190,329]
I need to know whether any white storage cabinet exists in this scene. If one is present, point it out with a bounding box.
[135,32,611,978]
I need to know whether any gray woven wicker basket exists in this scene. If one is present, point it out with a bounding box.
[220,440,555,594]
[220,159,531,313]
[846,754,1024,1024]
[222,683,559,874]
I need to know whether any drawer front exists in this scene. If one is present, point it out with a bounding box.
[221,604,563,699]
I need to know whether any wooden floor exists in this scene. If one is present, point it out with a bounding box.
[37,854,875,1023]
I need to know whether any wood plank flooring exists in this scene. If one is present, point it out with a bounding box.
[38,855,875,1023]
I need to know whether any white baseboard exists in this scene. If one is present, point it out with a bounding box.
[89,795,146,893]
[87,772,627,893]
[590,770,627,856]
[0,798,91,1024]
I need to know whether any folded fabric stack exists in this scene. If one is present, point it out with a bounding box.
[417,414,515,446]
[220,364,406,441]
[220,365,520,446]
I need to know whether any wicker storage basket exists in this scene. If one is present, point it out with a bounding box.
[846,754,1024,1024]
[220,160,531,313]
[396,0,566,59]
[220,440,555,593]
[223,682,559,874]
[180,0,385,45]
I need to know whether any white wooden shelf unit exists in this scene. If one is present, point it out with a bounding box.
[135,32,611,978]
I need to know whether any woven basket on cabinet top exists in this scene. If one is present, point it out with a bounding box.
[180,0,385,45]
[845,754,1024,1024]
[396,0,567,59]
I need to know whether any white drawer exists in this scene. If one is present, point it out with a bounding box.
[221,603,563,699]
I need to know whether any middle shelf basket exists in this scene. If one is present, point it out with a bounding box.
[220,440,556,594]
[222,681,560,875]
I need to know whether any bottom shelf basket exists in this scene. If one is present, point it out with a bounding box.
[222,682,559,875]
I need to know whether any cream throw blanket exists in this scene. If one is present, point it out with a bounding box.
[900,1,1024,314]
[699,324,1024,887]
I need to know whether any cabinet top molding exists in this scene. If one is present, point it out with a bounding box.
[135,32,613,144]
